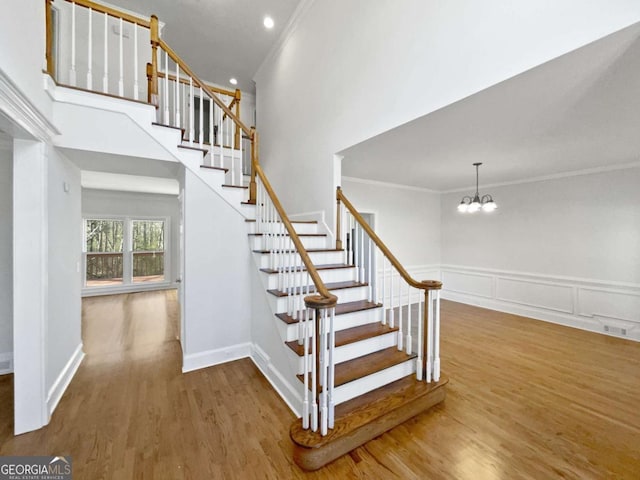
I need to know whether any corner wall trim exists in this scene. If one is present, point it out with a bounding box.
[46,344,85,419]
[0,352,13,375]
[182,342,252,373]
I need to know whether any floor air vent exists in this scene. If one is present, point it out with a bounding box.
[603,325,627,336]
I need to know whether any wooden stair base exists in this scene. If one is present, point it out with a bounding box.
[290,376,448,471]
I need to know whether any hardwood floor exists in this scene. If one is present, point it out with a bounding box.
[1,294,639,479]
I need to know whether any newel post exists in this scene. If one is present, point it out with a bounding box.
[45,0,55,78]
[234,89,242,149]
[336,187,343,250]
[248,128,258,204]
[149,15,160,106]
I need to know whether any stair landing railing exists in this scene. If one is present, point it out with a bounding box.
[46,0,251,193]
[45,0,340,436]
[336,187,442,383]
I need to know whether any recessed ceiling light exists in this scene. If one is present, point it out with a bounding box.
[263,16,274,29]
[229,78,238,85]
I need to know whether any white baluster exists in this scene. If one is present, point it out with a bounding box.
[175,63,180,127]
[70,2,77,86]
[381,256,386,325]
[188,77,194,144]
[389,267,395,328]
[367,237,373,301]
[426,290,433,383]
[328,307,335,429]
[231,123,237,186]
[311,307,318,432]
[198,87,203,147]
[406,285,412,355]
[220,94,225,167]
[209,95,214,151]
[359,223,365,283]
[320,309,328,436]
[164,51,169,123]
[118,18,124,96]
[103,12,108,93]
[433,289,441,382]
[302,307,310,429]
[397,269,403,351]
[133,24,139,100]
[239,123,244,183]
[417,290,424,381]
[86,7,92,89]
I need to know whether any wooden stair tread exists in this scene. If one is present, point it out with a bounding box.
[200,165,229,173]
[296,347,416,388]
[286,323,398,355]
[267,280,367,298]
[178,144,208,155]
[253,248,343,254]
[276,300,381,324]
[245,219,318,224]
[260,263,353,274]
[249,233,327,237]
[152,122,185,135]
[290,376,448,448]
[222,184,248,189]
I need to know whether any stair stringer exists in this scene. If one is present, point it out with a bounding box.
[45,76,252,217]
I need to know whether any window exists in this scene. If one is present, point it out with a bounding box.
[132,220,165,283]
[84,217,168,289]
[85,219,124,286]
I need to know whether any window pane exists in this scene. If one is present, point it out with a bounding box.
[85,219,124,286]
[132,220,165,283]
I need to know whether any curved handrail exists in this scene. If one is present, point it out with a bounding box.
[256,164,337,307]
[337,187,442,291]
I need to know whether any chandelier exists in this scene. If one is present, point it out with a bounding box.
[457,162,497,213]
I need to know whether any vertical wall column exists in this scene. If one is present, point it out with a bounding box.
[13,139,48,435]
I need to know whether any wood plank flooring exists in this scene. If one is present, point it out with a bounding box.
[1,293,639,479]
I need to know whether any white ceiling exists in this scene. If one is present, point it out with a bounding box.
[105,0,301,93]
[341,23,640,192]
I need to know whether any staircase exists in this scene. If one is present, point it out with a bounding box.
[47,0,447,471]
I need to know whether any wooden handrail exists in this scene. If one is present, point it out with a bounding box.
[156,70,239,98]
[45,0,55,77]
[63,0,151,28]
[158,39,253,138]
[256,164,337,307]
[337,187,442,291]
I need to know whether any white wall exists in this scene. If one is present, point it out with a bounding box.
[46,147,83,403]
[181,169,252,370]
[0,0,52,121]
[440,167,640,341]
[81,189,180,293]
[341,178,440,268]
[255,0,640,231]
[0,148,12,373]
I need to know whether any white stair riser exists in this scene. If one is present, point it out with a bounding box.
[198,168,227,185]
[221,187,248,204]
[284,307,383,342]
[291,331,398,374]
[254,250,344,268]
[270,286,370,313]
[263,267,357,290]
[333,359,415,405]
[250,235,328,250]
[246,222,320,235]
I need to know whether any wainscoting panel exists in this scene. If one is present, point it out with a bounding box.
[440,265,640,342]
[496,278,574,314]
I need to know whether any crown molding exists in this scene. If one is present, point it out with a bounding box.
[341,176,438,194]
[0,69,58,142]
[441,161,640,194]
[253,0,317,83]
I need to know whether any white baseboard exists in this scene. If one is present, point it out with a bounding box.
[250,344,302,417]
[47,344,85,418]
[182,342,252,373]
[0,351,13,375]
[82,283,178,297]
[440,265,640,342]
